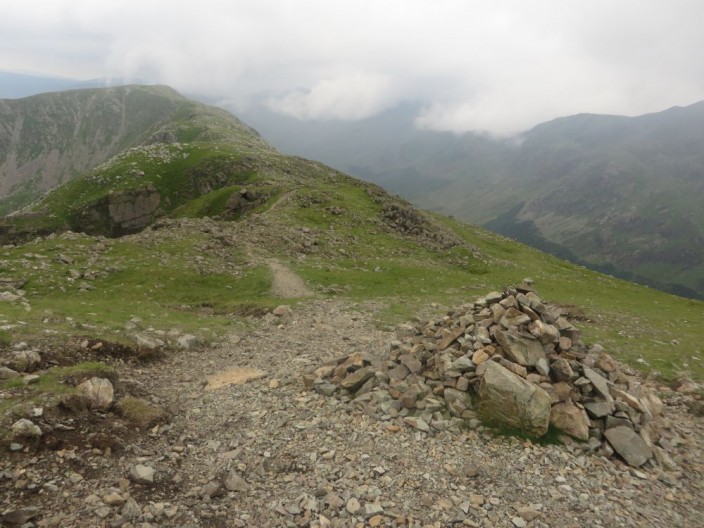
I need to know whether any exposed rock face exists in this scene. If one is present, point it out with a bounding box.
[106,186,161,235]
[479,361,551,436]
[70,185,162,237]
[307,286,673,467]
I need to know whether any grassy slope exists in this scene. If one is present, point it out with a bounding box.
[0,91,701,387]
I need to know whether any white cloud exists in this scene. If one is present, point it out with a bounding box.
[1,0,703,134]
[266,72,394,120]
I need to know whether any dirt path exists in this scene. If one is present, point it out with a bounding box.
[267,258,313,298]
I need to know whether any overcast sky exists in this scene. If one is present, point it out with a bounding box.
[1,0,703,136]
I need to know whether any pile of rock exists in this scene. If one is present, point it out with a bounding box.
[0,344,41,381]
[305,284,672,468]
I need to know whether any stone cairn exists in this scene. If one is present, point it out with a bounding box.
[305,282,673,468]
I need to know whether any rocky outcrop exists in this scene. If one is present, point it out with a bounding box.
[73,185,162,237]
[307,285,672,467]
[106,186,161,235]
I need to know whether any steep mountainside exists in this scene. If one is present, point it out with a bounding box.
[244,101,704,299]
[0,85,263,215]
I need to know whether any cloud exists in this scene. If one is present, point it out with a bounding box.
[1,0,704,134]
[266,72,394,120]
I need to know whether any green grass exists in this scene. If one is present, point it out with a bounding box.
[0,361,115,431]
[0,229,276,347]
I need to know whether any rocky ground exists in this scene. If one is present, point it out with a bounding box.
[2,297,704,528]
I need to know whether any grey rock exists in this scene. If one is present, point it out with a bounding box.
[604,426,653,467]
[120,497,142,520]
[134,332,164,349]
[550,402,590,441]
[105,185,161,236]
[77,377,114,410]
[403,416,430,432]
[582,365,613,401]
[0,366,20,379]
[339,367,375,392]
[485,291,503,304]
[444,388,472,416]
[550,358,574,382]
[399,354,422,374]
[313,382,338,396]
[6,350,41,373]
[2,507,40,525]
[478,361,551,437]
[495,330,546,367]
[201,480,224,498]
[11,418,42,437]
[605,415,633,430]
[535,358,550,377]
[363,503,384,518]
[177,334,199,350]
[584,400,615,418]
[103,492,126,506]
[22,374,40,385]
[129,464,155,485]
[225,470,247,492]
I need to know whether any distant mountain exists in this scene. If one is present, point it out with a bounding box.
[0,72,100,99]
[242,101,704,299]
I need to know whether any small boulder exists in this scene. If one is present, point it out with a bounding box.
[550,358,573,382]
[77,377,114,410]
[177,334,199,350]
[11,418,42,438]
[339,367,375,392]
[0,366,20,380]
[129,464,155,485]
[6,350,41,373]
[2,507,40,525]
[224,470,247,492]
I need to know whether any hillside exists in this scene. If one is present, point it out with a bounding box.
[0,85,265,216]
[243,101,704,299]
[1,87,703,526]
[0,86,701,377]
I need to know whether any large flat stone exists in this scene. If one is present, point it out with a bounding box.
[478,361,551,437]
[582,366,612,402]
[495,330,546,367]
[604,426,652,467]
